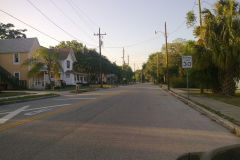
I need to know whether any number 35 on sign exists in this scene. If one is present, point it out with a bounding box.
[182,56,192,68]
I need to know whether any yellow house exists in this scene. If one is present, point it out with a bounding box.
[0,38,40,89]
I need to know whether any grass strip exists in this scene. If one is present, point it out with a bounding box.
[0,93,58,103]
[0,92,32,97]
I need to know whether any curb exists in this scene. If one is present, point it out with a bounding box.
[0,94,60,106]
[168,90,240,137]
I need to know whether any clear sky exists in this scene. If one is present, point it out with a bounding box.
[1,0,217,70]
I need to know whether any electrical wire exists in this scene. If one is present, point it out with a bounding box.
[104,37,158,49]
[0,9,61,43]
[49,0,97,44]
[68,0,99,28]
[202,1,214,8]
[65,0,97,32]
[26,0,96,47]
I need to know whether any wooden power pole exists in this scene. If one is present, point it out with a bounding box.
[94,27,106,88]
[198,0,202,27]
[157,53,159,83]
[122,48,125,70]
[165,22,169,90]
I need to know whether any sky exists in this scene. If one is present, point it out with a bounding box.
[0,0,217,70]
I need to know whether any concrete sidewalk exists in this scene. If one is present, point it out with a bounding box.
[171,88,240,126]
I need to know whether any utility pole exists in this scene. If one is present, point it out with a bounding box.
[128,55,129,66]
[198,0,202,27]
[94,27,106,88]
[156,53,159,84]
[165,22,169,90]
[134,63,135,72]
[198,0,204,94]
[122,48,125,70]
[134,62,136,83]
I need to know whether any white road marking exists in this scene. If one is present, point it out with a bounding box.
[24,104,71,116]
[0,104,71,116]
[0,105,29,124]
[56,98,97,100]
[24,108,52,116]
[23,104,71,112]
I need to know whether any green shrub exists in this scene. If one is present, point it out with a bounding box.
[170,76,186,88]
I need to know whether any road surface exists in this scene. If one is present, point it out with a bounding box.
[0,83,239,160]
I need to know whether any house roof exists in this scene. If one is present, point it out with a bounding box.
[48,48,76,62]
[57,48,72,60]
[0,38,39,53]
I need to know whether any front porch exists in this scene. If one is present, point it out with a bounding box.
[74,73,88,84]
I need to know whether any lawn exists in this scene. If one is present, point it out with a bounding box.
[0,92,32,97]
[0,93,58,103]
[183,89,240,107]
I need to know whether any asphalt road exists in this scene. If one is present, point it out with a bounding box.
[0,83,239,160]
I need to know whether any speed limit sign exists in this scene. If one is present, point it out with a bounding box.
[182,56,192,68]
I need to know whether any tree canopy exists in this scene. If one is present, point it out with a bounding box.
[186,0,240,95]
[0,23,27,39]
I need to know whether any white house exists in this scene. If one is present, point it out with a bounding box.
[32,47,90,89]
[58,48,77,85]
[42,48,77,86]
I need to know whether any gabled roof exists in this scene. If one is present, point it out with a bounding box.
[0,38,39,53]
[48,48,76,62]
[58,48,72,60]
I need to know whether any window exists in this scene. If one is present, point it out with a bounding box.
[14,72,20,80]
[66,60,70,69]
[13,53,20,64]
[66,74,70,78]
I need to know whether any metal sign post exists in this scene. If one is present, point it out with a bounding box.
[182,56,192,100]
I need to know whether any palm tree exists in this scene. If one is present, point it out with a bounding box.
[187,0,240,95]
[200,0,240,95]
[23,47,62,89]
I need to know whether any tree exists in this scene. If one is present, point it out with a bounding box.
[0,23,27,39]
[23,47,62,89]
[51,40,84,53]
[187,0,240,95]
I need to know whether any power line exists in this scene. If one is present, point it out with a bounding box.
[104,36,158,49]
[26,0,96,47]
[65,0,97,32]
[68,0,99,27]
[168,20,186,36]
[202,1,214,7]
[0,9,61,43]
[168,0,197,36]
[49,0,97,44]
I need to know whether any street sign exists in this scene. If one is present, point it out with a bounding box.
[182,56,192,68]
